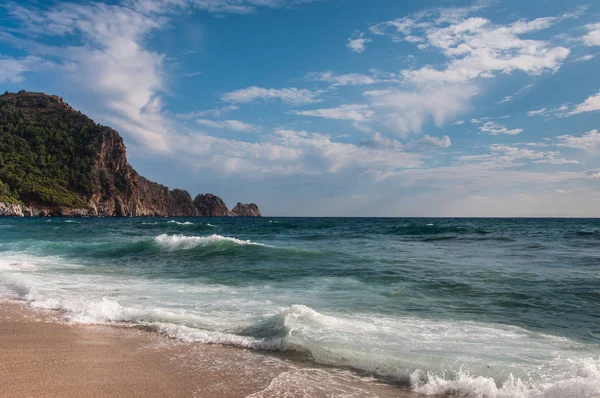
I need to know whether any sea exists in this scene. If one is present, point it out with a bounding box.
[0,217,599,397]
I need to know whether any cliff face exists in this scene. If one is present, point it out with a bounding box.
[229,203,262,217]
[88,131,198,217]
[0,91,261,217]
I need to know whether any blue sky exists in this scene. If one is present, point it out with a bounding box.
[1,0,600,216]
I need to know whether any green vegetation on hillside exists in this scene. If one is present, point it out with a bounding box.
[0,98,102,208]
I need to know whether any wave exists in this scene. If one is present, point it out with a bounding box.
[0,234,322,265]
[574,230,599,238]
[140,220,221,234]
[167,220,194,226]
[1,256,599,398]
[154,234,266,251]
[11,287,600,398]
[153,307,600,398]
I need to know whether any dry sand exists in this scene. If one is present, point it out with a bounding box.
[0,301,421,398]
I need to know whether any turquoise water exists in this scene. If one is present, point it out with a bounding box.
[1,217,599,396]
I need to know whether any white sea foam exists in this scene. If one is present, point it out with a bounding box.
[0,253,81,273]
[206,223,217,227]
[410,358,600,397]
[151,322,284,350]
[154,234,265,250]
[247,368,382,398]
[167,220,194,225]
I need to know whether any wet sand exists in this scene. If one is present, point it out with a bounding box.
[0,301,421,397]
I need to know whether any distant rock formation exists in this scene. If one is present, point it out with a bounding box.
[229,202,262,217]
[0,91,261,217]
[193,194,229,217]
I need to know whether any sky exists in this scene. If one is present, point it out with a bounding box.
[1,0,599,216]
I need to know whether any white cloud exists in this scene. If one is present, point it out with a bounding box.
[292,105,374,121]
[176,105,239,119]
[129,0,320,15]
[573,54,595,62]
[0,55,49,83]
[346,32,371,53]
[364,148,588,206]
[222,120,255,132]
[556,129,600,153]
[364,83,478,136]
[582,23,600,46]
[221,86,323,104]
[270,129,421,173]
[195,119,223,128]
[347,38,370,53]
[402,16,570,84]
[306,71,383,86]
[589,170,600,179]
[478,121,523,135]
[568,92,600,115]
[527,92,600,118]
[350,10,571,137]
[196,119,255,132]
[459,144,579,168]
[556,189,572,194]
[526,104,573,118]
[527,108,547,116]
[359,132,403,149]
[408,134,452,149]
[498,84,534,104]
[452,120,465,125]
[369,7,570,86]
[179,71,203,77]
[515,84,534,95]
[175,128,422,177]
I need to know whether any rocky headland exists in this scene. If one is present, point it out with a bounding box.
[0,91,260,217]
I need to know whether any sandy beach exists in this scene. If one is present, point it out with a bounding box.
[0,301,419,398]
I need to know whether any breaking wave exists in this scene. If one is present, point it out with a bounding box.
[4,277,599,398]
[154,234,266,250]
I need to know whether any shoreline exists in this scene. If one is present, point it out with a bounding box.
[0,300,420,397]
